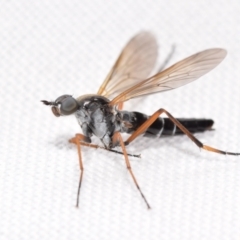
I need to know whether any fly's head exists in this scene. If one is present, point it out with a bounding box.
[41,95,79,117]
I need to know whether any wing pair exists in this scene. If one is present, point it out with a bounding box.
[97,32,226,105]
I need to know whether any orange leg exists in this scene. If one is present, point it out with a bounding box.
[69,133,141,208]
[69,134,140,157]
[70,134,85,208]
[114,132,151,209]
[125,108,240,156]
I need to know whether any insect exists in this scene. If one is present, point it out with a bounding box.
[42,32,240,209]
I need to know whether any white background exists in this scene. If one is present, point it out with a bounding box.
[0,0,240,240]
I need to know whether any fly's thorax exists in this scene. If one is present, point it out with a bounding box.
[75,95,115,147]
[75,94,112,121]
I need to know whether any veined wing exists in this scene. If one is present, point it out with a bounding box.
[97,32,158,99]
[110,48,227,105]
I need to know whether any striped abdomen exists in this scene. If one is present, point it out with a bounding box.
[129,111,214,137]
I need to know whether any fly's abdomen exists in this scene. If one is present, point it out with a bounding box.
[130,111,214,137]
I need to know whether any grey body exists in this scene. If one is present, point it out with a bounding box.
[74,95,214,148]
[75,95,143,148]
[75,95,116,148]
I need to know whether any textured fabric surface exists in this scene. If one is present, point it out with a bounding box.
[0,0,240,240]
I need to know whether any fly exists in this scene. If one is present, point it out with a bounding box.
[41,32,240,209]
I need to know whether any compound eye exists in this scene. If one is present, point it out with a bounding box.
[60,96,78,115]
[55,94,71,104]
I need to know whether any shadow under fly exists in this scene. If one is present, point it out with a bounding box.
[42,32,240,209]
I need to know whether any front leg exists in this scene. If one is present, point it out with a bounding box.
[69,134,140,157]
[69,133,140,208]
[69,134,85,208]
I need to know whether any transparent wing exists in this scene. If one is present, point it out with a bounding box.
[97,32,158,99]
[110,48,227,105]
